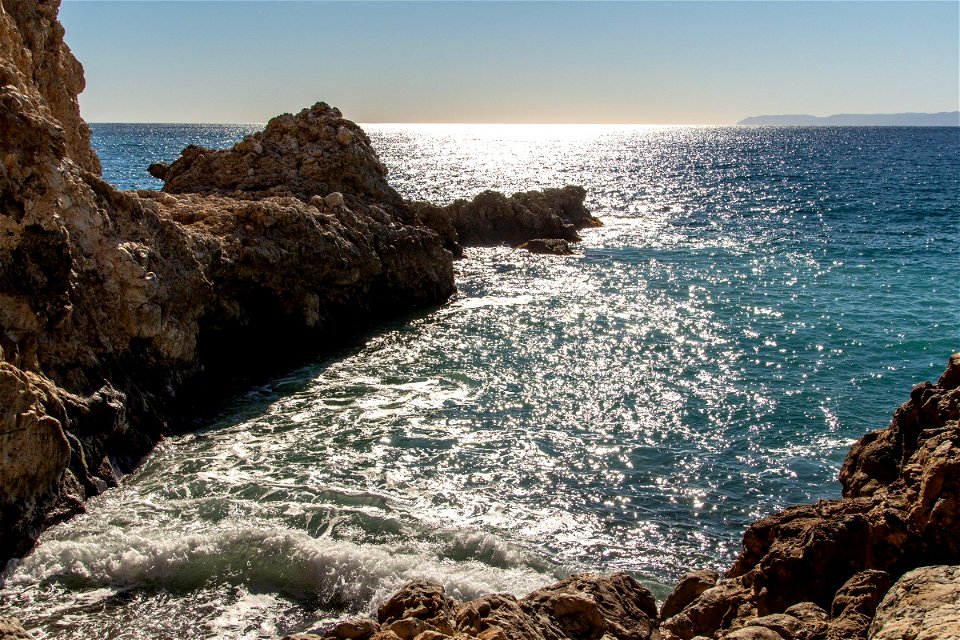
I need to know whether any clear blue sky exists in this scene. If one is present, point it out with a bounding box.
[59,1,960,124]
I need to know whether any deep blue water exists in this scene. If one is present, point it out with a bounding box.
[2,124,957,639]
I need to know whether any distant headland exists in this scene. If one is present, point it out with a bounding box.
[738,111,960,126]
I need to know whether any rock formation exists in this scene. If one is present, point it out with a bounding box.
[0,0,457,566]
[282,573,661,640]
[0,0,601,568]
[409,186,600,255]
[660,353,959,639]
[150,110,599,258]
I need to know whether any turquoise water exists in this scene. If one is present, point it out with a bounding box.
[2,124,957,639]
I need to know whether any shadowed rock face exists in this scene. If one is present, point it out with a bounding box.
[0,0,456,566]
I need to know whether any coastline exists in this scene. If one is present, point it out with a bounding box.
[0,2,957,639]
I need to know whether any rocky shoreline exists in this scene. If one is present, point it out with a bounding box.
[0,2,957,640]
[0,0,596,571]
[279,355,958,640]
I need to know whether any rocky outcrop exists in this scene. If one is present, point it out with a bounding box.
[0,0,456,566]
[661,353,959,640]
[283,573,661,640]
[151,103,401,209]
[410,186,600,253]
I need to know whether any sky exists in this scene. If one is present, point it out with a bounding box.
[58,1,960,125]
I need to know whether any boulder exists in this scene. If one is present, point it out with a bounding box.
[660,570,719,621]
[521,572,660,640]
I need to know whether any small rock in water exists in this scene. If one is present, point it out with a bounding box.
[521,238,573,255]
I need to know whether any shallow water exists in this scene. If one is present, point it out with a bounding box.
[2,124,957,638]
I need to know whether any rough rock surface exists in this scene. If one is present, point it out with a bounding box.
[308,573,660,640]
[0,617,29,640]
[0,0,456,566]
[662,354,960,640]
[868,564,960,640]
[411,186,600,251]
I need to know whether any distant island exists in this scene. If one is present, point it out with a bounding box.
[738,111,960,126]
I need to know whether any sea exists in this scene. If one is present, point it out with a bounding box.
[1,124,957,639]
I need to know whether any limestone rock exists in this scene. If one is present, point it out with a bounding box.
[824,570,891,640]
[324,618,381,640]
[456,593,547,639]
[363,573,660,640]
[660,570,719,621]
[157,103,400,207]
[521,572,660,640]
[868,564,960,640]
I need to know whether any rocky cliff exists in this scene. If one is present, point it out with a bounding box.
[0,0,457,566]
[280,355,958,640]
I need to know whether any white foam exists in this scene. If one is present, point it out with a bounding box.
[6,523,557,620]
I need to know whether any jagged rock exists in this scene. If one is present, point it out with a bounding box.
[868,564,960,640]
[823,570,891,640]
[147,162,169,180]
[456,593,547,639]
[377,580,456,636]
[661,580,754,639]
[841,352,960,500]
[521,238,573,255]
[660,570,719,621]
[324,618,381,640]
[412,186,600,251]
[354,574,660,640]
[156,103,401,207]
[730,354,958,610]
